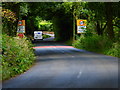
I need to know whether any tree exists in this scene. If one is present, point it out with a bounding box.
[2,2,27,36]
[87,2,120,40]
[105,2,114,39]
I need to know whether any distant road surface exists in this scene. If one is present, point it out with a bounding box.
[2,41,118,88]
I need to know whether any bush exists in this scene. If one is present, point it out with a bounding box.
[73,35,112,53]
[73,34,120,57]
[2,34,35,80]
[105,42,120,57]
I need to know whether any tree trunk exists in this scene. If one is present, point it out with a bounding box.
[11,3,20,36]
[96,21,102,35]
[105,2,114,39]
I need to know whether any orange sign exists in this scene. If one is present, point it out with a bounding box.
[18,20,25,26]
[22,20,25,26]
[77,19,87,33]
[77,20,87,26]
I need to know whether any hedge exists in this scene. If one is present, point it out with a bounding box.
[2,34,35,80]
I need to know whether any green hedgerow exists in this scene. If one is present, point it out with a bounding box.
[73,34,120,57]
[105,42,120,58]
[73,35,112,52]
[2,34,35,80]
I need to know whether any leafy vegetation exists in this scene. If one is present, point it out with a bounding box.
[2,2,120,40]
[1,3,36,81]
[73,35,111,52]
[73,34,120,58]
[42,34,51,39]
[38,20,53,31]
[1,2,120,82]
[105,42,120,57]
[2,2,21,36]
[69,2,120,58]
[2,34,35,80]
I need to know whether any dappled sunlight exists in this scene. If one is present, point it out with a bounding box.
[2,2,119,88]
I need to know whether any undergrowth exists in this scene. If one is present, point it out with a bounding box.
[2,34,35,80]
[73,35,120,58]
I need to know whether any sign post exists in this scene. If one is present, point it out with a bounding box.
[77,19,87,33]
[17,20,25,38]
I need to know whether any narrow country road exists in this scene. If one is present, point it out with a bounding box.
[2,41,118,88]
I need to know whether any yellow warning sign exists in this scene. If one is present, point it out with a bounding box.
[77,20,87,26]
[77,19,87,33]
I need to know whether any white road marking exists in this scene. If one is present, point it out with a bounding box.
[77,71,82,78]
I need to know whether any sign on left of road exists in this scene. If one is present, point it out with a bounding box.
[17,20,25,33]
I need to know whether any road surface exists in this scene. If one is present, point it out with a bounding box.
[2,41,118,88]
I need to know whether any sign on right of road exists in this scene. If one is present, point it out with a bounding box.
[77,19,87,34]
[77,26,87,33]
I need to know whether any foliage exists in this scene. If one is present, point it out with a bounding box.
[105,42,120,58]
[26,35,34,41]
[25,2,74,40]
[2,34,35,80]
[87,2,120,39]
[72,2,120,57]
[19,2,28,18]
[2,8,17,36]
[2,9,17,22]
[73,35,120,57]
[65,39,73,46]
[27,2,57,20]
[42,34,51,39]
[34,16,42,29]
[2,2,29,36]
[2,2,120,58]
[38,20,53,31]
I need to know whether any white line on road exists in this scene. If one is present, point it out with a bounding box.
[77,71,82,78]
[72,56,75,57]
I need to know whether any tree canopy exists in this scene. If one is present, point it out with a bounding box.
[2,2,120,41]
